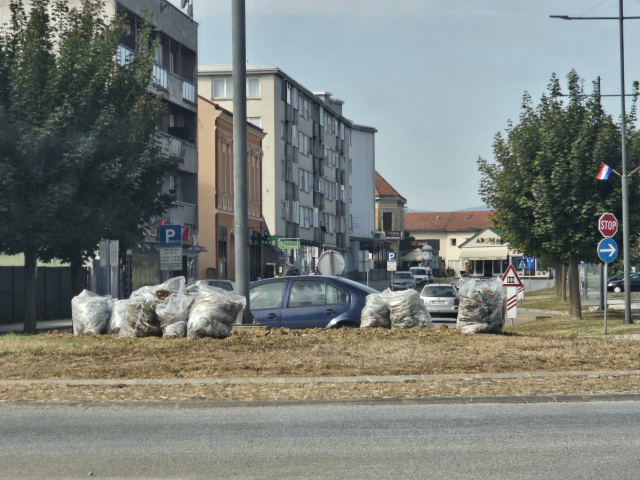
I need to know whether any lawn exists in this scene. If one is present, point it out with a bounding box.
[3,327,640,381]
[505,309,640,336]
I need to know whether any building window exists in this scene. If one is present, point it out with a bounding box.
[218,227,228,279]
[281,121,285,140]
[247,77,260,98]
[349,159,352,174]
[451,238,457,247]
[349,130,352,146]
[281,160,285,180]
[213,77,232,99]
[383,212,393,232]
[349,186,353,203]
[248,117,261,128]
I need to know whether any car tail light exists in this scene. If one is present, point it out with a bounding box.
[454,298,459,306]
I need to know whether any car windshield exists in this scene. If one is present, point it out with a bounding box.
[394,272,412,279]
[411,269,427,275]
[208,281,234,291]
[421,286,457,298]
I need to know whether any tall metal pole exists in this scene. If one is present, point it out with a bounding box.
[232,0,251,323]
[619,0,632,324]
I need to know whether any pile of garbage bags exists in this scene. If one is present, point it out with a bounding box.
[71,277,245,340]
[456,277,506,334]
[360,289,433,329]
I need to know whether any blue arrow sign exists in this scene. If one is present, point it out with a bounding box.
[598,238,618,263]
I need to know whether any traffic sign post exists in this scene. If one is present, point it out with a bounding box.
[502,265,523,324]
[597,237,618,335]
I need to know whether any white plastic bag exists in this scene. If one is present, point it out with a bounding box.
[456,277,505,334]
[72,290,112,336]
[119,277,186,338]
[106,299,129,334]
[380,289,434,329]
[187,285,246,340]
[360,294,391,328]
[157,293,195,338]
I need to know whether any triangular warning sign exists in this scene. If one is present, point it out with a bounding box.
[501,264,524,288]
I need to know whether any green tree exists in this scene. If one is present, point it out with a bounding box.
[478,71,640,319]
[0,0,178,333]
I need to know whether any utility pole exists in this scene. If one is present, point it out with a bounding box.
[551,0,639,324]
[232,0,251,323]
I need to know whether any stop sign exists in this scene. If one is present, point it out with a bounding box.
[598,212,618,238]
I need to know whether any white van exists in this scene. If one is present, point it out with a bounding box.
[410,267,432,287]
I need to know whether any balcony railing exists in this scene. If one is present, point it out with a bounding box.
[117,44,135,67]
[153,63,168,90]
[157,132,197,173]
[183,79,196,104]
[168,202,197,229]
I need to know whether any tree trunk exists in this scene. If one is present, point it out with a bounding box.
[555,264,563,297]
[569,254,582,320]
[70,258,84,297]
[24,248,37,335]
[562,264,568,302]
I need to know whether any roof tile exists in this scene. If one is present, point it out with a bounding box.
[405,210,495,232]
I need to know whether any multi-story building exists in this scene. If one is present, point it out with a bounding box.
[375,172,407,256]
[347,125,389,280]
[197,96,267,281]
[198,65,352,275]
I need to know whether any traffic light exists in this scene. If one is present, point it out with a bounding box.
[264,230,269,245]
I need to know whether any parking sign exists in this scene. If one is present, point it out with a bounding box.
[387,252,397,262]
[159,225,182,248]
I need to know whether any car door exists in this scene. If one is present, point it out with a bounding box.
[632,274,640,291]
[249,280,287,327]
[281,279,351,329]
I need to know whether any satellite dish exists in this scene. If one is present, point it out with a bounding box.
[318,250,345,276]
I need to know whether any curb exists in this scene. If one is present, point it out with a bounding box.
[2,369,640,387]
[2,394,640,410]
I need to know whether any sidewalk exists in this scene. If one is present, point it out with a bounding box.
[0,319,72,334]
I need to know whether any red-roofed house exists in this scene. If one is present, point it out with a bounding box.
[375,172,407,255]
[404,210,514,278]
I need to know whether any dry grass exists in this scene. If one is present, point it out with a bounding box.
[3,327,640,381]
[2,374,640,403]
[505,310,640,336]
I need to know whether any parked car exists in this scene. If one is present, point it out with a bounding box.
[186,279,236,295]
[409,267,432,287]
[390,271,416,291]
[607,273,640,293]
[249,276,379,329]
[420,284,459,319]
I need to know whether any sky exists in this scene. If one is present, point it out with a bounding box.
[170,0,640,212]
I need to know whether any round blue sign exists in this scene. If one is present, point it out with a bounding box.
[597,238,618,263]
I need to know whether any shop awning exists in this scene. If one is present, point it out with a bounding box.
[459,246,508,260]
[401,248,423,262]
[264,244,286,264]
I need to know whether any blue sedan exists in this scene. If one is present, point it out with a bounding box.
[249,276,379,329]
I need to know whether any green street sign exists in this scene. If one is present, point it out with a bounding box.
[277,239,300,250]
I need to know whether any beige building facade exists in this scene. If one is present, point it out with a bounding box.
[375,172,406,255]
[197,97,266,281]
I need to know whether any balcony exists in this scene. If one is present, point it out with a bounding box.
[313,122,320,138]
[314,228,325,245]
[292,108,299,126]
[313,192,325,210]
[117,44,135,67]
[153,64,168,90]
[183,80,196,104]
[337,233,346,249]
[285,105,293,122]
[168,202,197,230]
[285,142,294,162]
[157,132,197,174]
[335,136,341,151]
[336,201,346,217]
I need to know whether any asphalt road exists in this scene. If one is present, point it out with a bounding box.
[3,402,640,479]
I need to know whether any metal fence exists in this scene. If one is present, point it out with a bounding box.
[0,266,87,325]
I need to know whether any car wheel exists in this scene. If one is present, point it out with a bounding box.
[614,286,623,293]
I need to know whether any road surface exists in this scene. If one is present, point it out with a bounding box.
[2,401,640,479]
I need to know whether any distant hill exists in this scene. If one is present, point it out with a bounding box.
[457,205,493,212]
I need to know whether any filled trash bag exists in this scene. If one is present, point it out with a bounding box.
[187,285,246,340]
[106,299,129,334]
[119,277,186,338]
[72,290,112,336]
[456,277,505,334]
[156,292,195,338]
[380,289,434,329]
[360,293,391,328]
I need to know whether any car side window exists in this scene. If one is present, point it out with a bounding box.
[209,281,234,291]
[288,281,327,308]
[326,284,347,305]
[250,282,285,310]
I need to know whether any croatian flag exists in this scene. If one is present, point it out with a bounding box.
[596,163,612,180]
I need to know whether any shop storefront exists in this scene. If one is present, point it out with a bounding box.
[458,227,511,278]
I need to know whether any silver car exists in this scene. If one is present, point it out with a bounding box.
[186,279,236,295]
[420,284,459,318]
[390,271,415,291]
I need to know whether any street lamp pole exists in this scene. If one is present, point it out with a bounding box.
[551,0,637,324]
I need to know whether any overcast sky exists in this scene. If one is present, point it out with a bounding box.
[169,0,640,212]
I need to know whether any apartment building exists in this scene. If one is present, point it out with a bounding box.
[197,96,267,281]
[198,65,351,275]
